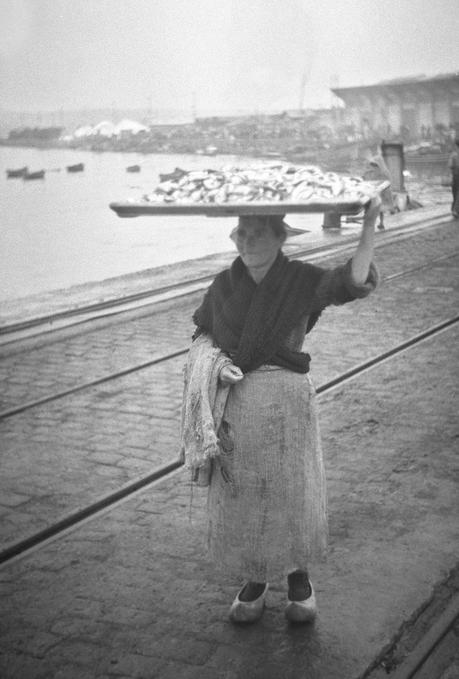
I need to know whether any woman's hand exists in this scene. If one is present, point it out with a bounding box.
[219,364,244,384]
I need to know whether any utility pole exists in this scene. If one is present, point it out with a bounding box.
[191,91,197,123]
[147,96,153,124]
[330,74,340,109]
[299,71,308,112]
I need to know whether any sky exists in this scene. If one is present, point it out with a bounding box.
[1,0,458,116]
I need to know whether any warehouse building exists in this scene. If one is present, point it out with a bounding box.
[332,72,459,140]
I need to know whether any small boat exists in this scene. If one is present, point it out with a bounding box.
[126,164,141,173]
[159,167,187,182]
[6,166,28,178]
[66,163,84,173]
[23,170,45,180]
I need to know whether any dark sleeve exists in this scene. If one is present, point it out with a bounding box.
[192,287,211,328]
[311,258,379,312]
[191,286,211,341]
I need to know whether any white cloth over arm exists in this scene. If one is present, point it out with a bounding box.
[180,333,233,485]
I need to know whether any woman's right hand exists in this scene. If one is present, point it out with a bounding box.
[219,364,244,384]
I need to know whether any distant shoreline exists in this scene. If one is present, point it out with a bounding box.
[0,138,261,160]
[1,138,450,180]
[0,139,215,154]
[0,137,357,171]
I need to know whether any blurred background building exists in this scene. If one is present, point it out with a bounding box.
[331,72,459,142]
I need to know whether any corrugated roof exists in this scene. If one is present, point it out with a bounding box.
[332,71,459,94]
[378,72,459,85]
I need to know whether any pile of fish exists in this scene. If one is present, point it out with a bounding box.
[143,163,380,205]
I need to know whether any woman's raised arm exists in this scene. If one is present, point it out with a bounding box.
[350,195,382,285]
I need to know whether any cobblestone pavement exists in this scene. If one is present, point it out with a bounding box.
[0,314,458,678]
[0,211,458,550]
[0,205,451,410]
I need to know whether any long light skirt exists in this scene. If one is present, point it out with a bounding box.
[207,366,328,582]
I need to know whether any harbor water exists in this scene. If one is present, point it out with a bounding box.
[0,147,324,304]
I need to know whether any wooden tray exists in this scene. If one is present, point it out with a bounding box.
[109,181,390,219]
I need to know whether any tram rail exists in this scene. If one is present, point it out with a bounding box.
[1,313,458,567]
[0,248,457,422]
[1,219,457,674]
[0,212,449,348]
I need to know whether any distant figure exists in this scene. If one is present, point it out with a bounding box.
[363,155,394,230]
[448,139,459,218]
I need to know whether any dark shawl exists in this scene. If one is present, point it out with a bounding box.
[193,251,379,375]
[193,251,329,374]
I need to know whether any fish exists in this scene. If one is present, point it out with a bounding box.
[143,163,382,206]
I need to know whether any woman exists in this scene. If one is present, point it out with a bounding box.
[448,138,459,218]
[181,197,381,624]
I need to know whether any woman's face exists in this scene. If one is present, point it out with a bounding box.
[233,217,284,269]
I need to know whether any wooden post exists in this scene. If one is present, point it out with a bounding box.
[322,212,341,229]
[381,140,405,192]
